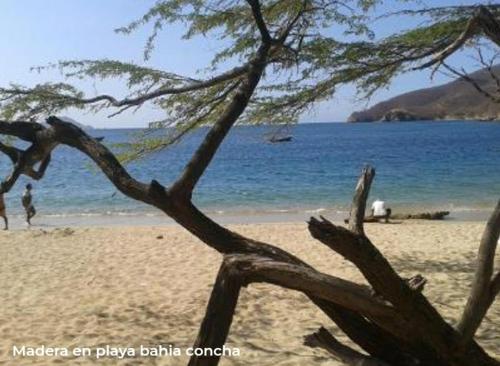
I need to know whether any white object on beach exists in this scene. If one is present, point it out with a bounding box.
[372,199,387,216]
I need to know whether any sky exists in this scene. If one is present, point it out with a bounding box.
[0,0,493,128]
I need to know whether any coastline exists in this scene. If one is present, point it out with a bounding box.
[1,205,496,230]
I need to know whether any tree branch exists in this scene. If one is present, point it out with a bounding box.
[0,122,57,193]
[0,64,250,110]
[490,272,500,303]
[308,215,498,366]
[0,141,21,163]
[226,254,399,321]
[24,153,52,180]
[476,48,500,93]
[0,121,45,142]
[477,5,500,46]
[191,253,420,366]
[415,6,500,71]
[188,257,242,366]
[2,119,494,365]
[304,327,390,366]
[458,200,500,342]
[441,62,500,104]
[276,0,308,43]
[46,117,157,205]
[348,166,375,235]
[310,299,422,366]
[246,0,271,42]
[415,14,479,70]
[170,43,271,199]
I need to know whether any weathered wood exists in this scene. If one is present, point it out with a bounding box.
[188,257,242,366]
[308,216,500,366]
[415,6,500,71]
[344,211,450,224]
[458,200,500,342]
[405,275,427,292]
[391,211,450,220]
[0,123,56,194]
[491,272,500,303]
[304,327,390,366]
[169,31,271,199]
[222,254,441,366]
[348,166,375,235]
[310,300,421,366]
[226,254,399,320]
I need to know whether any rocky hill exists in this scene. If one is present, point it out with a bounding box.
[348,65,500,122]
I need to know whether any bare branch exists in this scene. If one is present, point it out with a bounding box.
[276,0,308,43]
[188,257,242,366]
[458,200,500,342]
[0,123,57,193]
[348,165,375,235]
[0,121,45,142]
[475,48,500,93]
[246,0,271,42]
[170,43,271,199]
[307,215,493,365]
[477,5,500,46]
[304,327,389,366]
[441,62,500,103]
[415,6,500,71]
[491,272,500,302]
[26,154,51,180]
[46,117,157,206]
[0,141,21,163]
[228,254,399,320]
[415,15,479,71]
[191,253,420,366]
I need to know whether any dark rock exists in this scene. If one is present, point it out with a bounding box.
[381,109,420,122]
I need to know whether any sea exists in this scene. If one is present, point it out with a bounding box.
[2,121,500,226]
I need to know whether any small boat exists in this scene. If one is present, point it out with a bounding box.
[265,124,293,143]
[269,135,293,143]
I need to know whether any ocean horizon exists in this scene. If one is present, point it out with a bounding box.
[1,120,500,224]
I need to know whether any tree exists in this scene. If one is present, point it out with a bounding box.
[0,1,499,365]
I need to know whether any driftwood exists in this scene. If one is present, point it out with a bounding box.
[391,211,450,220]
[345,211,450,224]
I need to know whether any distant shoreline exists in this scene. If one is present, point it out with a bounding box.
[1,206,494,230]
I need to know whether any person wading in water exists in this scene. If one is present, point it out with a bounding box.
[22,183,36,226]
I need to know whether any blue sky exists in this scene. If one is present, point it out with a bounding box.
[0,0,491,128]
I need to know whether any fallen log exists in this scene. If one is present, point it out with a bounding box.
[391,211,450,220]
[344,211,450,224]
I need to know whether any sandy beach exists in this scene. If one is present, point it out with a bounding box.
[0,221,498,365]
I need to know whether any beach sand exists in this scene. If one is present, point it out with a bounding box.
[0,221,498,365]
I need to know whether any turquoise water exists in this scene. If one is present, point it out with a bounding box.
[1,121,500,219]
